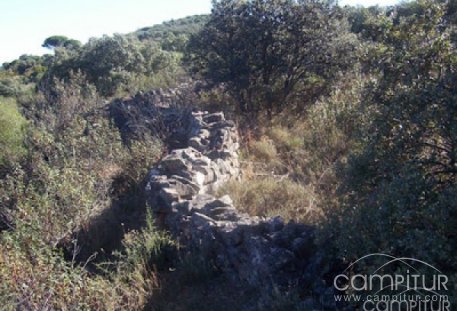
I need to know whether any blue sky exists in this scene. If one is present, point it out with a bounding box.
[0,0,400,63]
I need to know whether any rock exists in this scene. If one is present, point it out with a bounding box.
[220,225,244,246]
[199,129,210,138]
[203,195,233,209]
[191,194,215,209]
[201,196,238,221]
[144,109,318,302]
[269,248,296,270]
[191,212,216,227]
[194,171,206,186]
[268,216,285,232]
[170,175,200,191]
[172,179,199,199]
[203,112,225,123]
[271,231,290,248]
[160,156,189,174]
[172,201,192,214]
[291,237,312,259]
[154,187,180,212]
[193,165,216,185]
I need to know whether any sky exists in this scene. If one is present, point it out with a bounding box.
[0,0,400,63]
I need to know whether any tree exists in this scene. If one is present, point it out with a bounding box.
[42,35,69,49]
[42,36,81,50]
[76,35,146,96]
[332,0,457,273]
[186,0,358,116]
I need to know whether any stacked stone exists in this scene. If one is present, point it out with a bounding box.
[145,111,332,309]
[146,111,241,214]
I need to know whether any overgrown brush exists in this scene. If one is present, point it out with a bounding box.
[0,71,171,310]
[0,97,27,168]
[223,74,364,224]
[0,211,173,310]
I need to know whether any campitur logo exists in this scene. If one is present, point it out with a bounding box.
[333,254,451,311]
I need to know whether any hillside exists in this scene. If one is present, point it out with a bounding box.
[0,1,456,310]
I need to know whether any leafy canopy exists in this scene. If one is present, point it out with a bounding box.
[187,0,358,115]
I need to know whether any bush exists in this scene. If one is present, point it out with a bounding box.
[0,211,173,311]
[0,97,27,166]
[187,0,358,116]
[322,2,457,305]
[44,35,183,97]
[0,59,168,309]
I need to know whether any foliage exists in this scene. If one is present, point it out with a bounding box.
[0,76,20,97]
[43,34,182,96]
[326,0,457,286]
[135,15,209,52]
[222,72,364,225]
[1,0,456,308]
[42,35,82,50]
[0,67,169,309]
[187,0,358,116]
[0,208,172,310]
[2,55,51,85]
[0,97,27,166]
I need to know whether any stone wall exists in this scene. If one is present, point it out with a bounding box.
[145,111,333,307]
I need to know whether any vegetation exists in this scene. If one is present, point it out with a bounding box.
[330,0,457,274]
[0,97,27,167]
[0,16,192,310]
[0,0,456,309]
[190,0,457,305]
[134,15,209,52]
[187,0,357,116]
[42,35,82,50]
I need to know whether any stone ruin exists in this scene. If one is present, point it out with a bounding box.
[145,110,337,308]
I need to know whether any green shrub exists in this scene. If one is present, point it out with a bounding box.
[0,113,166,310]
[0,97,27,166]
[321,2,457,305]
[187,0,358,115]
[0,210,173,311]
[0,79,18,97]
[0,61,168,309]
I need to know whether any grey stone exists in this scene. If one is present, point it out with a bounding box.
[144,109,319,301]
[269,248,296,270]
[193,165,216,184]
[170,175,200,191]
[172,201,192,214]
[291,237,312,259]
[203,195,233,209]
[191,212,216,228]
[203,112,224,123]
[172,179,198,199]
[160,156,189,174]
[269,216,285,232]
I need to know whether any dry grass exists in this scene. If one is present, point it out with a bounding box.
[222,77,364,224]
[219,177,320,223]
